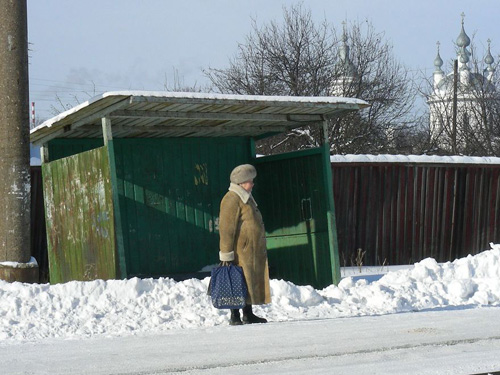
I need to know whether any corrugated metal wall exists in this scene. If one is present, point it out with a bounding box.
[112,137,251,278]
[331,162,500,267]
[254,148,337,288]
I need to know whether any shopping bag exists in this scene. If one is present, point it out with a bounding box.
[209,265,248,309]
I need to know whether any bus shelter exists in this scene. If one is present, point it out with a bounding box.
[30,91,368,287]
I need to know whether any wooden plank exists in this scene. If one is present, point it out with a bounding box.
[102,117,113,144]
[405,167,414,263]
[490,170,500,242]
[495,170,500,241]
[111,109,324,123]
[440,168,453,260]
[375,166,384,264]
[40,144,50,164]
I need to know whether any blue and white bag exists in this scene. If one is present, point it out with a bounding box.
[209,265,248,309]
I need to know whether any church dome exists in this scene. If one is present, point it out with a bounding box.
[434,48,443,71]
[432,14,496,95]
[456,16,470,48]
[485,40,495,65]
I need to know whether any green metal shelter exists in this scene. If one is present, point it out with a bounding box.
[30,91,368,287]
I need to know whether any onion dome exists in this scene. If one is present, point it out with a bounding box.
[485,39,495,65]
[434,42,444,72]
[459,46,469,64]
[456,13,471,48]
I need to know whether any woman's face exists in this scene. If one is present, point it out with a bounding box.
[240,179,254,193]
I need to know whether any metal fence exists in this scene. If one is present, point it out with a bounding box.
[331,160,500,267]
[30,159,500,281]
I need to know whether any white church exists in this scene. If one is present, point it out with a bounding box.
[427,14,497,154]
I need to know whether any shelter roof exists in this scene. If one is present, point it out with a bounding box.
[30,91,369,145]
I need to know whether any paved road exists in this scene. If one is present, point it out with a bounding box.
[2,307,500,374]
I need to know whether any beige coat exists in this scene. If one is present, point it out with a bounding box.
[219,183,271,305]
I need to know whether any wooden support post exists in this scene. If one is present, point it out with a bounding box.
[40,144,50,164]
[322,118,329,146]
[321,119,341,284]
[101,115,127,278]
[102,117,113,145]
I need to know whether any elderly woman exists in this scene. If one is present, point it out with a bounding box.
[218,164,271,325]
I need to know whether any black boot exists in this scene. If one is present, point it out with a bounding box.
[242,304,267,324]
[229,309,243,326]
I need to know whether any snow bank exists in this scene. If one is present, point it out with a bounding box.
[1,244,500,343]
[319,246,500,317]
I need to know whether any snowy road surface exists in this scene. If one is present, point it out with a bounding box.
[2,307,500,375]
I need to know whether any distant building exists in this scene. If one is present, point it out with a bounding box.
[427,14,496,154]
[330,22,357,97]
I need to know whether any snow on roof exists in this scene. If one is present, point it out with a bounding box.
[330,154,500,165]
[30,91,369,134]
[100,90,368,104]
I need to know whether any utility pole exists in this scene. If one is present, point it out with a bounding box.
[0,0,38,282]
[452,59,458,154]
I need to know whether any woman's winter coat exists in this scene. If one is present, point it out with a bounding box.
[219,183,271,305]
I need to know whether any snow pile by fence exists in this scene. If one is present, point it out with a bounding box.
[1,244,499,343]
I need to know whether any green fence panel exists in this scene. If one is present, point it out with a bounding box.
[47,138,104,161]
[111,137,251,278]
[254,147,338,288]
[42,146,117,283]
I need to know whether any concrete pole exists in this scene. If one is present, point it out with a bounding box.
[0,0,38,282]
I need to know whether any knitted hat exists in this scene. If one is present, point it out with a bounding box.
[230,164,257,184]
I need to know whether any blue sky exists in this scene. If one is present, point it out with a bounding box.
[27,0,499,121]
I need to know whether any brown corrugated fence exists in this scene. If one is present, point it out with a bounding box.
[331,161,500,267]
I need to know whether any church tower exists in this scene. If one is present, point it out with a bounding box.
[330,22,357,97]
[427,14,496,154]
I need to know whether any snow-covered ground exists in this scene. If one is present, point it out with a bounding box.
[2,244,500,374]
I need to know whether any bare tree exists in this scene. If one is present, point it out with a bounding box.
[164,67,210,93]
[49,81,98,116]
[328,21,418,154]
[204,5,417,155]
